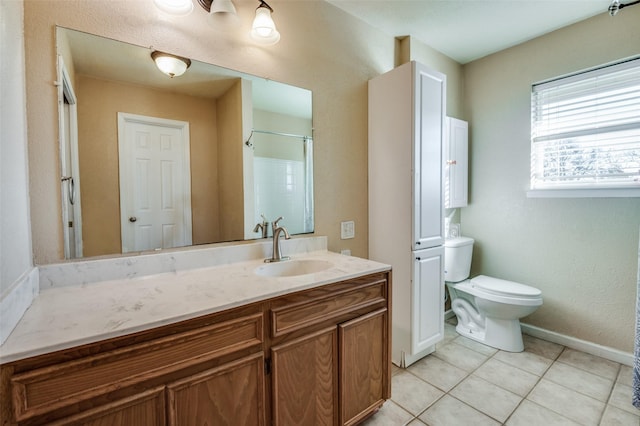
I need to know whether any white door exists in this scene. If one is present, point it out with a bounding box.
[413,63,446,250]
[411,246,445,354]
[58,56,83,259]
[118,113,192,253]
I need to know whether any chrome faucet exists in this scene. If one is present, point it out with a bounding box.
[253,214,269,239]
[265,216,291,263]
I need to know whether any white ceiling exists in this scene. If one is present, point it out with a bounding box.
[325,0,612,64]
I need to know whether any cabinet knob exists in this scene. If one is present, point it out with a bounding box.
[129,217,137,223]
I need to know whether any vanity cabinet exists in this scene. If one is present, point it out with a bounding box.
[269,273,390,426]
[1,272,390,426]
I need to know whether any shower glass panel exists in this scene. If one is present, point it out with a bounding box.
[252,131,313,235]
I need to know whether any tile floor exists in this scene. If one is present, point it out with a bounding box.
[362,321,640,426]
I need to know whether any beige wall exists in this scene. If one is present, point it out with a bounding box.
[77,75,220,257]
[462,9,640,352]
[217,79,245,242]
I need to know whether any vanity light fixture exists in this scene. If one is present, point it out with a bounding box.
[250,0,281,45]
[152,0,194,16]
[151,51,192,78]
[194,0,239,26]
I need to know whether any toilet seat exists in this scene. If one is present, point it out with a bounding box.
[453,276,543,306]
[471,275,541,298]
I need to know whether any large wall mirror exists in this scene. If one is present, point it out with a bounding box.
[56,27,313,259]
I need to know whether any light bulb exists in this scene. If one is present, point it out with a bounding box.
[250,6,280,45]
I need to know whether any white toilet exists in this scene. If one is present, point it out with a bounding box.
[444,237,543,352]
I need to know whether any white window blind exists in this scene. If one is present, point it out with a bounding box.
[530,57,640,191]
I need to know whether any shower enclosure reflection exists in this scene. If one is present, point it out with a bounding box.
[250,130,314,236]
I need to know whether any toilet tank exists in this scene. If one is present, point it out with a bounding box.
[444,237,474,282]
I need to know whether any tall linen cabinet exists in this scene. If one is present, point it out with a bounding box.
[368,61,446,368]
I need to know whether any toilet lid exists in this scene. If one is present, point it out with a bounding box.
[470,275,541,298]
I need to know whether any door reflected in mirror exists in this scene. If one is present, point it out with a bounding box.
[56,27,313,259]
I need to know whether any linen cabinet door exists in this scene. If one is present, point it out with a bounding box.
[413,63,446,250]
[271,327,338,426]
[339,308,389,426]
[167,352,266,426]
[412,247,445,354]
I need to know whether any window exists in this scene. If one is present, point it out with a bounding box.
[530,57,640,196]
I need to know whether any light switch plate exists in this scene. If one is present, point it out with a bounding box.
[341,221,355,239]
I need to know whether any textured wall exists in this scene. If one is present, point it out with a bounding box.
[462,9,640,352]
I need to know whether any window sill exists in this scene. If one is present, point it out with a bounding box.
[527,188,640,198]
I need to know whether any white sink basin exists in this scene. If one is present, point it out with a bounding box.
[254,259,333,277]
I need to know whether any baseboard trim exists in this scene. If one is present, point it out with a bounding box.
[521,323,633,367]
[444,309,455,320]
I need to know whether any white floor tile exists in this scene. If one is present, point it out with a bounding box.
[608,382,640,416]
[454,335,499,356]
[419,395,500,426]
[450,375,522,423]
[523,334,565,360]
[407,354,468,392]
[359,400,414,426]
[599,404,640,426]
[528,379,606,426]
[391,370,444,415]
[432,341,489,372]
[474,357,540,397]
[558,348,620,380]
[506,400,581,426]
[493,349,553,376]
[544,361,614,402]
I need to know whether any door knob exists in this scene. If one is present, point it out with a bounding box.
[129,217,137,223]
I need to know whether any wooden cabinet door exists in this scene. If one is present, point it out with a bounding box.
[167,352,265,426]
[339,309,389,426]
[49,387,165,426]
[271,327,338,426]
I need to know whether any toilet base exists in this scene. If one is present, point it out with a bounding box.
[456,317,524,352]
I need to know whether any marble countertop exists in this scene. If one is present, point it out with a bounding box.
[0,249,390,364]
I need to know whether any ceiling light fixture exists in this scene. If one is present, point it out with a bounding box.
[608,0,640,16]
[151,51,192,78]
[250,0,281,45]
[153,0,194,16]
[196,0,239,26]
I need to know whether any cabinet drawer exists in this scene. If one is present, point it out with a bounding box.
[270,276,387,338]
[11,313,263,422]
